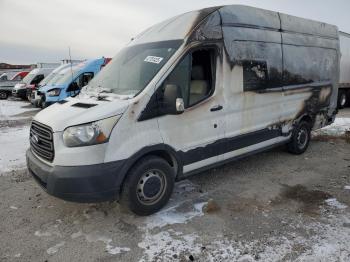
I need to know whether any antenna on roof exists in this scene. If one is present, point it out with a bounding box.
[68,46,73,82]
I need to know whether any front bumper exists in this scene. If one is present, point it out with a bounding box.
[26,149,125,202]
[12,88,27,98]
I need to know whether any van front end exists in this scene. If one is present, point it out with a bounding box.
[26,100,130,203]
[26,149,125,202]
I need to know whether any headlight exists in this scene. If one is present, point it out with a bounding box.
[63,115,121,147]
[47,88,61,97]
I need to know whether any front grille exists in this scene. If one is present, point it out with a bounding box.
[30,121,54,162]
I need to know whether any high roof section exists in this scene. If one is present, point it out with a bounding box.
[130,7,220,45]
[130,5,339,46]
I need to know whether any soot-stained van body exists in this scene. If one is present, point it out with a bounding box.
[27,5,340,215]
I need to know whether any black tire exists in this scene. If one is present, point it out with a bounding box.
[120,156,175,216]
[0,91,8,100]
[338,90,348,109]
[287,121,311,155]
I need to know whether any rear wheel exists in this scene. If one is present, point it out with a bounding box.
[287,121,311,155]
[120,156,175,216]
[0,91,8,100]
[338,90,348,109]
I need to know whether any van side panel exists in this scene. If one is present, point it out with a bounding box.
[219,5,280,30]
[213,6,339,130]
[280,13,340,116]
[178,5,340,174]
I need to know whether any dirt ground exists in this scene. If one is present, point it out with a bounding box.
[0,99,350,262]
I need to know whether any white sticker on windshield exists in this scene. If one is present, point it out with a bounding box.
[144,56,163,64]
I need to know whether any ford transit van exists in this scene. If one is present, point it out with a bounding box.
[27,5,340,215]
[38,58,110,107]
[13,68,56,99]
[30,62,82,107]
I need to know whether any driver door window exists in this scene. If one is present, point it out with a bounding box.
[68,72,94,92]
[162,48,215,108]
[30,74,44,85]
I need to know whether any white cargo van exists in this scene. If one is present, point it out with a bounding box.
[27,5,340,215]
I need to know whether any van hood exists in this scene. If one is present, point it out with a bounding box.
[33,97,130,132]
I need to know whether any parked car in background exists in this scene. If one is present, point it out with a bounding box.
[27,5,340,215]
[39,58,110,107]
[12,67,56,100]
[29,63,82,107]
[0,71,30,99]
[11,71,30,81]
[0,71,29,81]
[0,72,17,81]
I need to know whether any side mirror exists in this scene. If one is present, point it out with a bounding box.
[163,84,184,114]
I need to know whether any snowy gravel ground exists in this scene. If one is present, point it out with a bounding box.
[0,100,350,262]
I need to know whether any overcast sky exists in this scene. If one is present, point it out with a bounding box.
[1,0,350,64]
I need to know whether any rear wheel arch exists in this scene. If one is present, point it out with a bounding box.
[298,114,314,128]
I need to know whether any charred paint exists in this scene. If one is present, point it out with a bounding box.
[135,5,339,172]
[190,5,338,124]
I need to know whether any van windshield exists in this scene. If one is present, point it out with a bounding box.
[39,72,57,86]
[84,40,183,97]
[51,66,81,86]
[22,70,39,84]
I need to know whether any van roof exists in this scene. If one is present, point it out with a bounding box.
[29,67,56,75]
[131,5,338,46]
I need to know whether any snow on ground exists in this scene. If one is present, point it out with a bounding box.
[138,207,350,262]
[313,117,350,136]
[0,99,35,174]
[0,126,29,174]
[0,99,37,120]
[142,202,206,230]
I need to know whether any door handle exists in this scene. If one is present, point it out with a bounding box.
[210,105,223,112]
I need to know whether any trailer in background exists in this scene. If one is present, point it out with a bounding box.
[339,31,350,108]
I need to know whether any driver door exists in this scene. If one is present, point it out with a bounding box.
[157,47,225,175]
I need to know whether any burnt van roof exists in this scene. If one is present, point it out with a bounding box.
[131,5,338,46]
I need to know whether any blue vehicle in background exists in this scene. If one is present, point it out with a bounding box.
[39,57,111,107]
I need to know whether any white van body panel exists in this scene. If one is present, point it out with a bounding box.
[104,115,162,162]
[34,97,129,132]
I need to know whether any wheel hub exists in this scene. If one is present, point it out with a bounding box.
[297,128,308,149]
[143,177,161,198]
[136,169,166,205]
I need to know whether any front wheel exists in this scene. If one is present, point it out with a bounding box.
[0,91,8,100]
[120,156,175,216]
[287,121,311,155]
